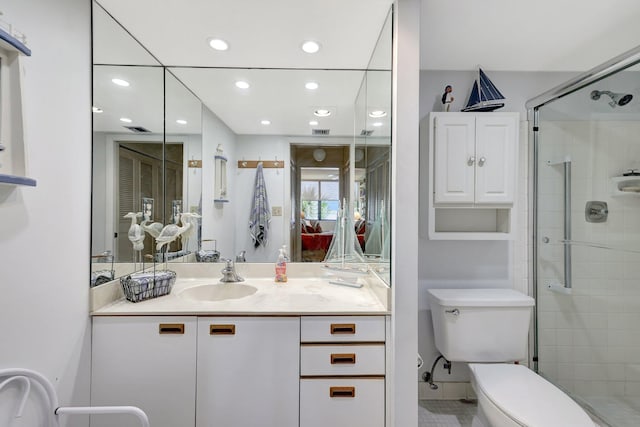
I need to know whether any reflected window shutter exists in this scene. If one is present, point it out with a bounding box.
[119,155,135,217]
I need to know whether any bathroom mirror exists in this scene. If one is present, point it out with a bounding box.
[91,0,393,285]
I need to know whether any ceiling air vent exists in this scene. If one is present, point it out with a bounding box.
[124,125,151,133]
[360,129,374,136]
[312,129,330,136]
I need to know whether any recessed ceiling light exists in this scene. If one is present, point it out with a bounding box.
[373,122,383,127]
[120,117,132,123]
[176,119,187,125]
[309,120,319,126]
[314,109,331,117]
[305,82,319,90]
[92,106,103,113]
[261,120,271,125]
[208,38,229,51]
[301,41,320,54]
[369,110,387,118]
[111,78,130,87]
[235,80,250,89]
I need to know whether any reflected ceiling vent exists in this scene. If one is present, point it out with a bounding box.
[123,125,151,133]
[360,129,373,136]
[312,129,330,136]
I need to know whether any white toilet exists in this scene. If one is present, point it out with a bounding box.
[427,288,595,427]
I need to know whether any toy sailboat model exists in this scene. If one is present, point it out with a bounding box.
[462,68,505,112]
[322,199,368,277]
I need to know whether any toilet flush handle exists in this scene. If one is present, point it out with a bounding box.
[445,308,460,316]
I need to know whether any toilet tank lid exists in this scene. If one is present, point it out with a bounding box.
[427,289,535,307]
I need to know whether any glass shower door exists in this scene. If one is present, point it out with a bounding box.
[535,76,640,426]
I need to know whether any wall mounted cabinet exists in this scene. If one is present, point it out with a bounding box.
[428,112,519,240]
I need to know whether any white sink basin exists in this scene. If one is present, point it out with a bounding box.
[178,283,257,301]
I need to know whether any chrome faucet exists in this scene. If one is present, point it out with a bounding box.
[220,259,244,282]
[235,250,246,263]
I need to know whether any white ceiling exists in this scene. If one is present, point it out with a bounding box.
[94,0,640,138]
[421,0,640,71]
[95,0,393,69]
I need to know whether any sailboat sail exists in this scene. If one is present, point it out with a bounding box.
[322,199,368,276]
[462,68,505,112]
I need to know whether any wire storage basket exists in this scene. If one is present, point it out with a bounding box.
[120,270,177,303]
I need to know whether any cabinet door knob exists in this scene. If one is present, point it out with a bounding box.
[478,157,486,166]
[331,353,357,364]
[467,156,475,166]
[330,323,356,334]
[158,323,185,334]
[329,386,356,398]
[210,324,236,335]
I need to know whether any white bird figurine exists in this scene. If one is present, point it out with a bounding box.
[124,212,145,269]
[155,214,192,252]
[141,218,163,239]
[179,212,201,253]
[124,212,145,251]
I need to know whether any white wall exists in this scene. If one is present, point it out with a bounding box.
[235,135,290,262]
[390,0,420,425]
[0,1,91,426]
[417,70,576,386]
[201,106,237,259]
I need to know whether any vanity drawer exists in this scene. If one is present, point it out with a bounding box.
[300,316,385,342]
[300,344,385,376]
[300,378,384,427]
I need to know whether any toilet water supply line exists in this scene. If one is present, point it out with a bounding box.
[0,368,150,427]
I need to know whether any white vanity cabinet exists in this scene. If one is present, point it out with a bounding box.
[299,316,386,427]
[428,112,519,240]
[196,317,300,427]
[91,316,197,427]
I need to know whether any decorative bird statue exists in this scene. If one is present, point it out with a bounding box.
[179,212,201,254]
[155,213,192,256]
[123,212,145,267]
[141,218,163,239]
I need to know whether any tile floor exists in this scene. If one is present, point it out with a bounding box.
[419,400,477,427]
[419,399,609,427]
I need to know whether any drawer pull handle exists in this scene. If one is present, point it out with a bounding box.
[210,324,236,335]
[330,323,356,334]
[331,353,356,364]
[330,386,356,398]
[159,323,184,334]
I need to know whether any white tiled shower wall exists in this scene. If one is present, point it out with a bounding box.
[537,120,640,399]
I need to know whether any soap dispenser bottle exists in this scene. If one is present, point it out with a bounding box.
[275,248,287,283]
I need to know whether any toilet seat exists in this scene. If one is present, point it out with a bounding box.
[469,364,595,427]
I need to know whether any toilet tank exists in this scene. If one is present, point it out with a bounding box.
[427,289,535,362]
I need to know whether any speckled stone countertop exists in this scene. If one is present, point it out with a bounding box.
[91,263,390,316]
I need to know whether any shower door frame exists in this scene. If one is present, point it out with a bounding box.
[526,44,640,374]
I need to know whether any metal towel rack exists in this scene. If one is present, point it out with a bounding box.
[0,368,150,427]
[547,158,572,294]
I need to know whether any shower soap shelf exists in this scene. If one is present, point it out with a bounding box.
[611,176,640,196]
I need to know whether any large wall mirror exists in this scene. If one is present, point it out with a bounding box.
[91,0,392,286]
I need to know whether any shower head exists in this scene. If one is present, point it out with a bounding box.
[590,90,633,108]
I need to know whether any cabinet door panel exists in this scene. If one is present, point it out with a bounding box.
[91,316,197,427]
[434,115,476,204]
[300,378,384,427]
[475,115,517,204]
[196,317,300,427]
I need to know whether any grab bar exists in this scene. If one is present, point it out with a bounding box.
[547,158,572,291]
[0,368,149,427]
